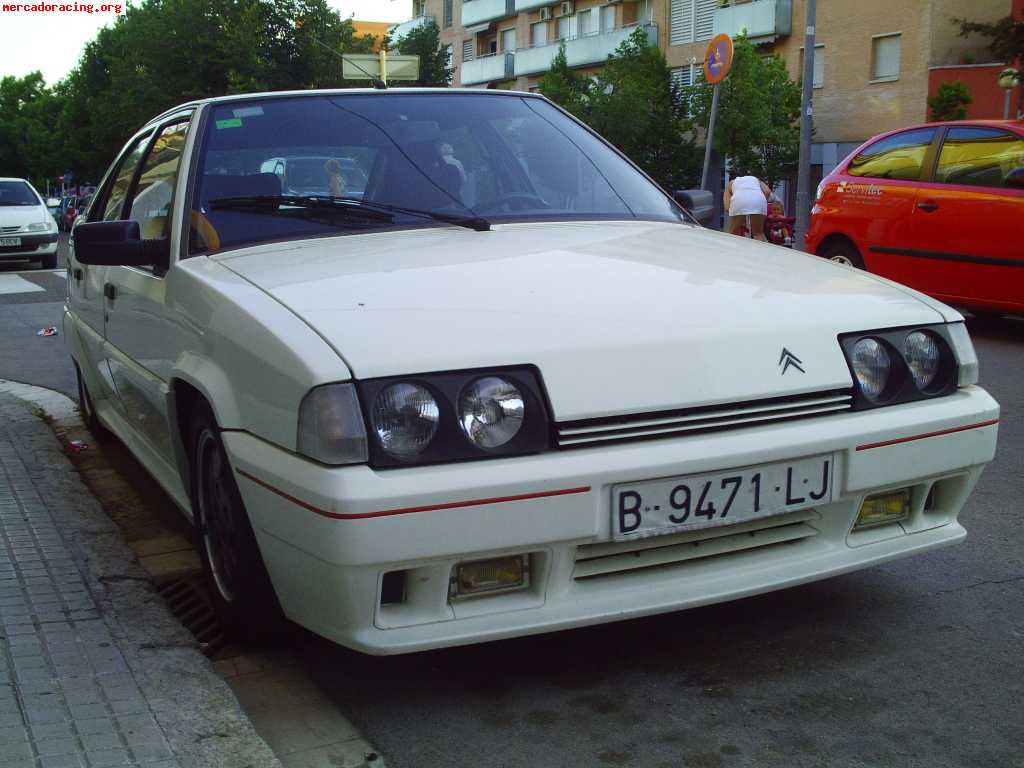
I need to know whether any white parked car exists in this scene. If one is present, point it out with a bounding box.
[65,90,999,655]
[0,177,60,268]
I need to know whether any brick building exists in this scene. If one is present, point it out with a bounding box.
[390,0,1017,182]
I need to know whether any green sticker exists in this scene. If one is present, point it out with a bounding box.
[216,118,243,129]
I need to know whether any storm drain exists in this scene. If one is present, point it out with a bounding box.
[156,575,227,657]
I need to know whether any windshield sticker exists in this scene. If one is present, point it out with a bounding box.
[216,118,243,130]
[232,106,264,118]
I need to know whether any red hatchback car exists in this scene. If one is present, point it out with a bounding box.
[807,120,1024,314]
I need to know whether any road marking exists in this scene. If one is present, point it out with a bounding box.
[0,275,46,295]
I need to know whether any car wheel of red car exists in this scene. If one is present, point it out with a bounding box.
[821,241,865,270]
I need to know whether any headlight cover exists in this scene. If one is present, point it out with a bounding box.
[27,221,49,232]
[840,324,959,409]
[372,382,440,458]
[358,367,550,468]
[297,383,368,465]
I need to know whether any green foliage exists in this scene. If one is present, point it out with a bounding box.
[687,34,801,188]
[0,73,64,188]
[929,81,972,122]
[389,19,452,87]
[956,11,1024,64]
[6,0,376,185]
[539,29,700,192]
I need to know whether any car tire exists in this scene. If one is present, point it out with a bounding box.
[75,364,112,442]
[821,241,865,270]
[189,402,286,643]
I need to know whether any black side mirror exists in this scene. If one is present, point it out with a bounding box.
[1006,168,1024,189]
[673,189,715,225]
[73,220,170,269]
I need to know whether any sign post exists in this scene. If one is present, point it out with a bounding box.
[700,34,733,191]
[342,53,420,84]
[793,0,817,251]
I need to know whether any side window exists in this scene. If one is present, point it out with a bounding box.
[935,127,1024,189]
[847,128,936,181]
[126,121,190,240]
[99,135,152,221]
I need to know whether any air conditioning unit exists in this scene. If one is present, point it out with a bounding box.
[556,1,574,17]
[539,6,553,20]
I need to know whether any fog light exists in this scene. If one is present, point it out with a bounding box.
[451,555,528,599]
[855,490,911,530]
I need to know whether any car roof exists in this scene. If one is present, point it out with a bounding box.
[0,177,32,183]
[144,87,540,128]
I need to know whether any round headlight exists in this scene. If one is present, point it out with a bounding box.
[851,338,892,401]
[458,377,525,450]
[904,331,941,390]
[371,383,439,458]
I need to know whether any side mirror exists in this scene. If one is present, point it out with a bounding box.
[1006,168,1024,189]
[72,220,170,268]
[673,189,715,225]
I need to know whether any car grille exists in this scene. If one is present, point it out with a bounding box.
[554,390,853,449]
[0,225,22,234]
[573,509,820,580]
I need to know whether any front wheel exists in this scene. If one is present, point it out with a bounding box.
[190,403,285,642]
[820,241,865,269]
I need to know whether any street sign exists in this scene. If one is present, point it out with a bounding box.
[343,53,420,82]
[703,34,734,85]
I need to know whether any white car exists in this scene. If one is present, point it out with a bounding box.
[64,90,999,655]
[0,177,60,268]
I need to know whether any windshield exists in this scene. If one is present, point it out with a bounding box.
[0,181,41,207]
[190,92,685,253]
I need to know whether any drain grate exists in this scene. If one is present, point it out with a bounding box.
[156,575,227,657]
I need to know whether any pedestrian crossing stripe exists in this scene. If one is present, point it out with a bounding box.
[0,275,46,295]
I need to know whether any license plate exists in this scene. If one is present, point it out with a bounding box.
[612,454,834,540]
[0,237,21,247]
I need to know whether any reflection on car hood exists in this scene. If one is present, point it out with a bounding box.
[0,205,48,229]
[215,221,949,421]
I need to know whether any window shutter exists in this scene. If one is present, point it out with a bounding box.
[670,0,694,45]
[443,0,453,28]
[872,35,900,79]
[670,66,692,90]
[463,40,474,62]
[813,45,824,87]
[695,0,715,41]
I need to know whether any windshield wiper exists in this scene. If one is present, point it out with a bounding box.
[210,195,490,232]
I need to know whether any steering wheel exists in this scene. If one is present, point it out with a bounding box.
[474,193,550,214]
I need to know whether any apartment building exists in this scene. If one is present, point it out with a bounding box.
[390,0,1013,180]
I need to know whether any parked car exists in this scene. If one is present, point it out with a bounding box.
[62,194,93,232]
[0,177,60,268]
[807,119,1024,315]
[66,90,998,655]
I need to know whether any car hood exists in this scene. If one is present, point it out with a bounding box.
[0,205,48,229]
[215,221,950,421]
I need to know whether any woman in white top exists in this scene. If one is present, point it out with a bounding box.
[723,169,775,241]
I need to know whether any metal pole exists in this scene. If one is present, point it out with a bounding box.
[793,0,817,252]
[700,83,721,191]
[1004,89,1012,119]
[380,48,388,86]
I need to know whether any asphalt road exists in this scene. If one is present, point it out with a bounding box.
[0,244,1020,767]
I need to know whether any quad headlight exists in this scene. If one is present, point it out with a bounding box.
[840,323,970,409]
[458,377,525,450]
[27,220,52,232]
[372,382,440,458]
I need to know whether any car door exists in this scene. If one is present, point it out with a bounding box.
[67,131,153,408]
[102,117,192,461]
[908,125,1024,309]
[841,127,939,288]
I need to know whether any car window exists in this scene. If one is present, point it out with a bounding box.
[847,128,936,181]
[935,127,1024,189]
[0,180,41,206]
[127,121,190,240]
[100,134,152,221]
[190,93,684,254]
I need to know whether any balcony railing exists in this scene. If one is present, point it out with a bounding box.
[514,0,550,10]
[461,52,516,85]
[712,0,792,42]
[389,14,434,41]
[513,23,658,78]
[462,0,515,27]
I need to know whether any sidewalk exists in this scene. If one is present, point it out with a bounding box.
[0,389,282,768]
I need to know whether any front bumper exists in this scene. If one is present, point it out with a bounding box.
[225,387,998,654]
[0,232,58,261]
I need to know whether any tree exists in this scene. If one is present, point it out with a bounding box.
[389,19,452,87]
[956,11,1024,65]
[538,43,589,119]
[929,81,973,121]
[0,73,65,188]
[687,34,801,188]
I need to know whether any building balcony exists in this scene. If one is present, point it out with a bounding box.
[389,14,434,41]
[462,0,515,28]
[461,52,516,85]
[712,0,792,43]
[514,0,550,11]
[513,23,658,78]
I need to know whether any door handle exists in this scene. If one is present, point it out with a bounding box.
[103,283,117,301]
[916,201,939,212]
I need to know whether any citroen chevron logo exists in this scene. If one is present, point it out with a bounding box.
[779,347,805,375]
